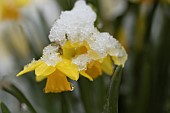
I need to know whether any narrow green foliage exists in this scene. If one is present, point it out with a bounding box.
[78,78,94,113]
[1,81,37,113]
[61,93,69,113]
[103,66,122,113]
[0,101,11,113]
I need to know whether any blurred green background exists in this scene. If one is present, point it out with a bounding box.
[0,0,170,113]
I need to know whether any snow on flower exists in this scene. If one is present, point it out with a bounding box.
[17,0,127,93]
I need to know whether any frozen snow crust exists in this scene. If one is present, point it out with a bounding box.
[42,0,127,70]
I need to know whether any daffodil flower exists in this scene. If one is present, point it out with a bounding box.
[17,45,79,93]
[0,0,29,20]
[17,0,127,93]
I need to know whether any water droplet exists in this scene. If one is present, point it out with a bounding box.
[70,83,74,91]
[21,103,28,112]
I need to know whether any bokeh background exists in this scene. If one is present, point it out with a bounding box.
[0,0,170,113]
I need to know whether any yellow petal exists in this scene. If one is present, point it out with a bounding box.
[45,70,72,93]
[62,41,88,59]
[17,60,43,76]
[63,47,76,59]
[35,62,56,77]
[36,75,47,82]
[63,41,83,48]
[56,59,79,81]
[75,46,88,55]
[112,55,127,67]
[88,50,101,59]
[80,71,93,81]
[16,0,30,7]
[1,2,19,20]
[101,56,113,75]
[86,61,102,79]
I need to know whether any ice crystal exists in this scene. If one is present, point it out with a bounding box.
[49,0,96,45]
[48,0,127,67]
[41,45,61,66]
[72,54,91,71]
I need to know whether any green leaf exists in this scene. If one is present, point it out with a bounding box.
[60,93,69,113]
[102,66,122,113]
[78,78,94,113]
[1,81,37,113]
[0,101,11,113]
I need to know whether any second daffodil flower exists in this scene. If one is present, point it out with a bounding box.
[17,0,128,93]
[0,0,30,20]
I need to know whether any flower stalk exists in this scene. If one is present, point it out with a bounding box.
[103,66,122,113]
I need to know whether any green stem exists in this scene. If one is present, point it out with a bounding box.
[103,66,122,113]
